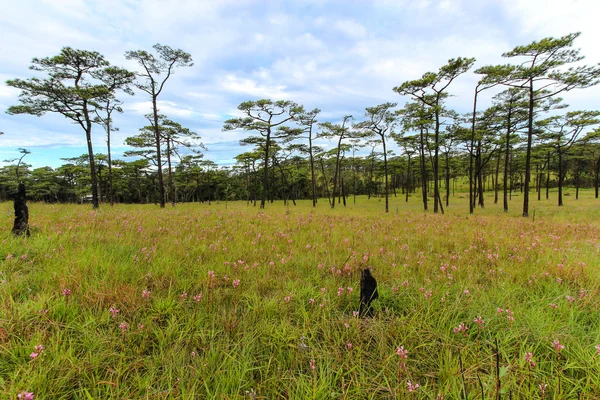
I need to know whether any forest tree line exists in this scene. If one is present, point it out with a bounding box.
[3,33,600,215]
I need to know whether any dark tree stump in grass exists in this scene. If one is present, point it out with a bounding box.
[12,183,30,236]
[359,268,378,317]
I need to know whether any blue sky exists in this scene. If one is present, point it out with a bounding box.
[1,0,599,169]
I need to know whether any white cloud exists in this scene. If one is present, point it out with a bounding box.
[1,0,600,168]
[0,85,19,98]
[334,19,368,38]
[126,101,196,119]
[221,74,288,99]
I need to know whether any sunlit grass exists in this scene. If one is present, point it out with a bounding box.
[1,191,600,398]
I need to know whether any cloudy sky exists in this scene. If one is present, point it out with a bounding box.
[1,0,599,169]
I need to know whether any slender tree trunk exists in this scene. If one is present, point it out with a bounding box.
[473,163,478,207]
[469,87,479,215]
[274,158,288,206]
[557,151,563,206]
[261,128,271,208]
[309,135,317,207]
[331,136,344,209]
[522,78,534,217]
[419,127,428,210]
[97,165,103,203]
[433,107,440,213]
[338,166,342,205]
[151,95,165,208]
[320,158,331,205]
[252,163,258,206]
[509,152,513,201]
[445,153,450,207]
[494,152,500,204]
[84,117,99,209]
[166,137,175,206]
[536,162,544,201]
[478,166,484,208]
[382,135,389,213]
[106,107,114,206]
[476,143,484,208]
[520,174,523,193]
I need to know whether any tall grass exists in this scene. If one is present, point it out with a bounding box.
[1,192,600,398]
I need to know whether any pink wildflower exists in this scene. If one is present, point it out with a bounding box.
[109,307,119,318]
[505,309,515,323]
[193,293,202,302]
[208,270,215,279]
[539,383,547,395]
[309,298,315,304]
[397,346,408,359]
[407,381,420,392]
[596,344,600,356]
[474,316,484,328]
[29,352,39,359]
[180,292,188,300]
[62,288,71,296]
[549,303,558,309]
[119,322,129,333]
[552,339,565,353]
[453,322,468,336]
[424,289,432,300]
[347,342,353,350]
[17,392,34,400]
[34,344,44,353]
[525,352,536,367]
[337,287,344,297]
[310,359,316,371]
[142,290,151,299]
[232,279,240,289]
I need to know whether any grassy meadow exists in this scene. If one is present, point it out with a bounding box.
[1,190,600,399]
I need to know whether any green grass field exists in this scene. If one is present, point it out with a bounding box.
[1,191,600,399]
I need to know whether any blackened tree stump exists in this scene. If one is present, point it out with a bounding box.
[12,183,30,236]
[359,268,378,317]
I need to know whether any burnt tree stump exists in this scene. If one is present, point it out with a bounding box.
[359,268,378,317]
[12,183,30,236]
